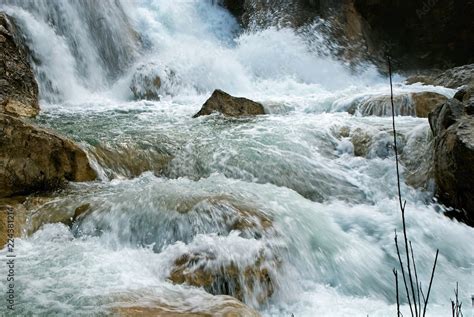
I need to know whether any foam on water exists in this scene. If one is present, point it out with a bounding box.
[0,0,472,316]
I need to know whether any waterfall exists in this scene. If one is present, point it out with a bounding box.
[1,0,140,102]
[0,1,470,316]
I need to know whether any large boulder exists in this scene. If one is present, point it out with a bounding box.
[429,95,474,226]
[0,114,97,198]
[0,13,39,117]
[193,90,265,118]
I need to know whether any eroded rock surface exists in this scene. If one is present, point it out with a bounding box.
[0,13,39,117]
[0,114,97,198]
[429,94,474,226]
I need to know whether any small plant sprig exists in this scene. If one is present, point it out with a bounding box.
[451,282,463,317]
[387,57,439,317]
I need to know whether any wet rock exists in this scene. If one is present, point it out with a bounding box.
[91,143,172,179]
[193,90,265,118]
[411,92,449,118]
[350,128,373,157]
[130,64,162,101]
[431,64,474,89]
[169,251,275,304]
[0,13,39,117]
[429,95,474,226]
[348,92,447,118]
[348,94,413,117]
[185,197,272,238]
[113,295,260,317]
[0,114,97,198]
[407,65,474,89]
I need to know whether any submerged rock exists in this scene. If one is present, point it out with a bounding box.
[193,90,265,118]
[169,251,275,305]
[429,94,474,226]
[90,143,172,179]
[130,64,162,101]
[0,13,39,117]
[348,92,447,118]
[0,114,97,198]
[166,197,275,304]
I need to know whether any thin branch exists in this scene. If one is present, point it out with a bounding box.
[410,241,421,316]
[394,269,401,317]
[395,231,414,316]
[389,57,417,317]
[422,249,439,317]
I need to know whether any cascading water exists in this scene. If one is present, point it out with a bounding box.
[0,0,471,316]
[1,0,139,102]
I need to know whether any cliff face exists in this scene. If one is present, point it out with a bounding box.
[223,0,474,70]
[354,0,474,70]
[0,13,39,117]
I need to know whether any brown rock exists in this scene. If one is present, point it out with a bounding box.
[0,114,97,198]
[350,128,373,157]
[91,143,172,179]
[348,92,448,118]
[0,13,39,117]
[169,251,274,304]
[411,92,448,118]
[193,90,265,118]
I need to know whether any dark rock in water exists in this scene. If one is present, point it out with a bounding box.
[429,99,465,136]
[0,13,39,117]
[429,93,474,226]
[193,90,265,118]
[0,114,97,198]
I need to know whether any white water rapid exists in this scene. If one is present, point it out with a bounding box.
[0,0,472,316]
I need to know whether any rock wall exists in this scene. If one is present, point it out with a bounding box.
[0,13,39,117]
[222,0,474,70]
[429,85,474,226]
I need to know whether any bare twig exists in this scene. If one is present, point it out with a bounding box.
[409,241,421,315]
[422,249,439,316]
[388,57,439,317]
[451,282,463,317]
[394,269,401,317]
